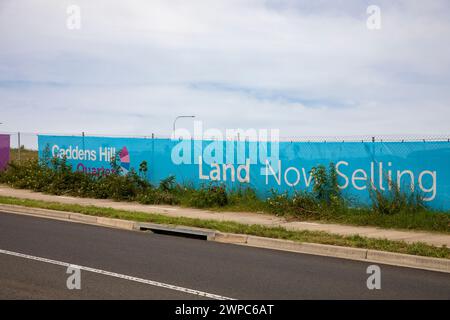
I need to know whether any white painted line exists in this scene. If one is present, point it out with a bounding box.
[0,248,235,300]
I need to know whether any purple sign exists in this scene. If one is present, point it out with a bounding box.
[0,134,10,170]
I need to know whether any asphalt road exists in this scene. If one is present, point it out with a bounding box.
[0,211,449,299]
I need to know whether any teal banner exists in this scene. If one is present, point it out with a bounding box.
[38,135,450,211]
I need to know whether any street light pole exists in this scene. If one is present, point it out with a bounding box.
[173,115,196,134]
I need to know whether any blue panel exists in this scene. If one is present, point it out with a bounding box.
[38,135,450,211]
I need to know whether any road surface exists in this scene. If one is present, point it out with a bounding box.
[0,211,449,299]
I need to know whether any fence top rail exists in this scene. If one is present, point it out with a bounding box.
[2,131,450,143]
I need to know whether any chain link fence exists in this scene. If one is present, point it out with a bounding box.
[2,131,450,152]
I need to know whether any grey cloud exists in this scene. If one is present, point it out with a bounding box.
[0,0,449,139]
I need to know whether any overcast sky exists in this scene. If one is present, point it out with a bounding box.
[0,0,449,140]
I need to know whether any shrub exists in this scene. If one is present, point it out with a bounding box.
[369,181,425,215]
[264,163,345,218]
[228,187,258,204]
[0,156,441,224]
[139,160,148,179]
[0,155,151,201]
[265,190,293,216]
[265,190,320,217]
[187,183,228,208]
[159,175,176,192]
[0,157,57,191]
[291,191,321,217]
[310,163,342,206]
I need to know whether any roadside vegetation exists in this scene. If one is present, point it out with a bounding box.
[0,149,449,233]
[0,195,448,259]
[9,147,38,162]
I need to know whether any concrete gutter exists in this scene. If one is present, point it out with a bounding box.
[1,203,448,274]
[2,185,449,247]
[136,222,216,240]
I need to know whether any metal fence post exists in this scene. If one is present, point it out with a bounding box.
[82,131,85,151]
[17,132,21,163]
[151,133,155,181]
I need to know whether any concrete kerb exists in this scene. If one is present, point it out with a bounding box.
[97,216,135,230]
[0,204,71,220]
[0,204,134,230]
[366,250,450,273]
[214,232,248,244]
[69,213,98,224]
[0,203,448,273]
[245,236,368,260]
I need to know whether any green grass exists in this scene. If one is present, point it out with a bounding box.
[154,187,450,233]
[1,154,449,234]
[315,208,450,233]
[208,202,450,234]
[0,195,448,259]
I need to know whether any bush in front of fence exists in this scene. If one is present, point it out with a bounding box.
[0,154,435,219]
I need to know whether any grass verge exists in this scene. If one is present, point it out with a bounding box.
[2,155,449,234]
[0,195,448,259]
[212,203,450,234]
